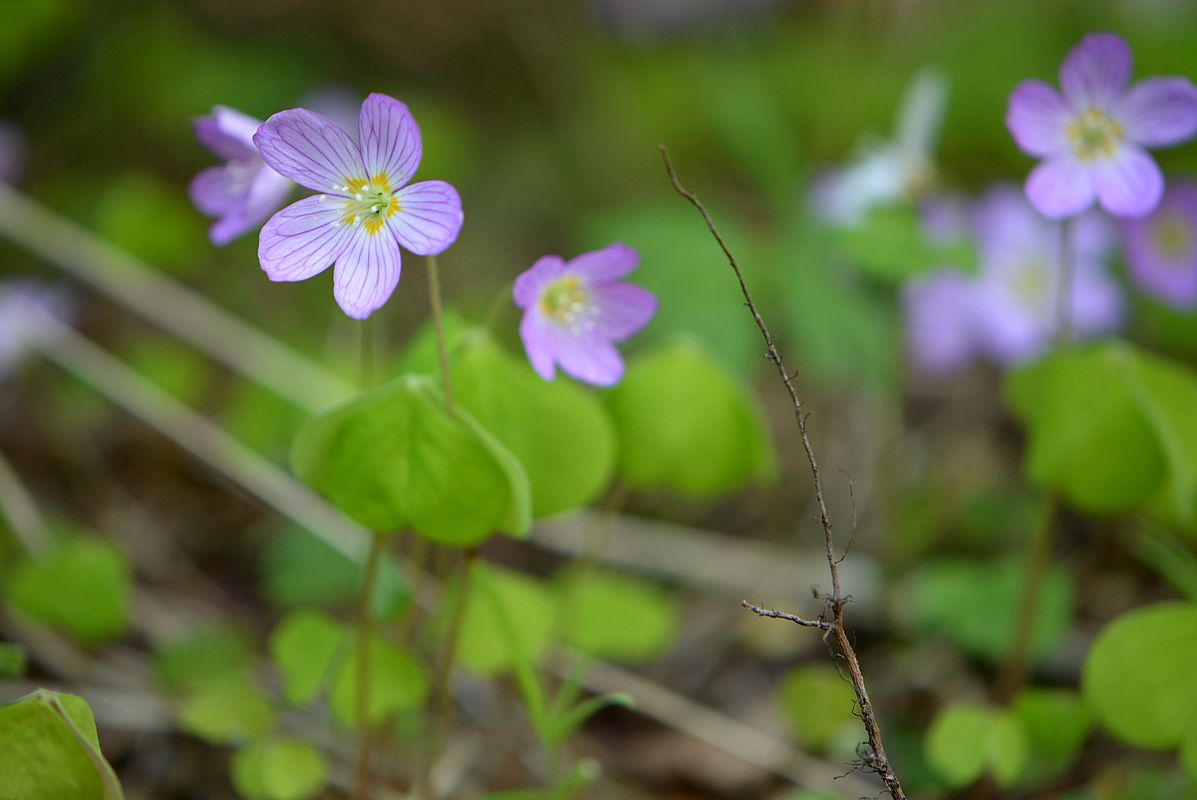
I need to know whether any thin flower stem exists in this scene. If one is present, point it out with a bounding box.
[660,145,907,800]
[995,494,1058,703]
[426,256,455,414]
[352,531,387,800]
[418,546,478,800]
[1055,217,1074,344]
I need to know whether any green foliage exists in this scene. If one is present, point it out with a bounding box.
[778,664,858,752]
[4,536,130,645]
[122,337,212,404]
[556,568,678,663]
[579,203,764,374]
[775,222,899,391]
[152,625,254,692]
[268,611,347,707]
[1013,689,1091,779]
[329,636,429,728]
[0,0,86,92]
[0,689,124,800]
[925,704,1028,788]
[292,375,530,545]
[1083,602,1197,751]
[1182,721,1197,782]
[1007,342,1197,528]
[0,641,27,679]
[92,172,210,272]
[906,557,1073,663]
[178,678,276,745]
[452,335,617,517]
[605,338,775,498]
[834,204,976,283]
[231,738,328,800]
[456,563,556,677]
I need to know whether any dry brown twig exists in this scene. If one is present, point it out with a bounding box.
[660,145,908,800]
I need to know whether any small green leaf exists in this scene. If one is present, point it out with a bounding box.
[329,637,429,728]
[547,691,633,745]
[179,678,276,744]
[906,557,1073,664]
[269,611,347,706]
[232,737,328,800]
[453,336,617,517]
[5,537,130,645]
[1082,602,1197,750]
[456,563,556,677]
[556,568,678,663]
[778,664,857,752]
[1013,689,1091,778]
[0,689,125,800]
[835,204,976,282]
[292,374,530,546]
[606,338,775,498]
[153,625,255,692]
[925,705,1027,788]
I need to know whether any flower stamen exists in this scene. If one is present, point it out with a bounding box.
[1066,108,1124,161]
[540,276,591,325]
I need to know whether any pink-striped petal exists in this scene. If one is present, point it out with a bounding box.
[259,196,354,282]
[1025,156,1097,219]
[1007,80,1071,157]
[189,165,248,216]
[254,109,364,194]
[1094,145,1163,218]
[332,229,402,319]
[589,283,657,340]
[519,310,557,380]
[387,180,464,256]
[358,93,422,186]
[513,255,565,310]
[1119,77,1197,147]
[567,242,638,283]
[1060,33,1131,110]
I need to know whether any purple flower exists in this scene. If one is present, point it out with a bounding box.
[904,186,1124,374]
[1123,180,1197,308]
[1007,32,1197,219]
[0,282,73,377]
[513,243,657,386]
[189,106,293,246]
[254,94,464,320]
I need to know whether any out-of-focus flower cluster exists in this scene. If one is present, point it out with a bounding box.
[816,33,1197,379]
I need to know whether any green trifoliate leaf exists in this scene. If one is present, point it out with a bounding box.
[1006,342,1197,527]
[152,624,255,692]
[292,374,530,546]
[925,704,1028,788]
[268,611,348,707]
[4,536,130,645]
[0,689,125,800]
[178,677,276,744]
[451,335,616,517]
[1012,689,1091,778]
[455,563,556,677]
[329,636,429,728]
[1082,602,1197,751]
[556,568,678,663]
[606,337,775,498]
[231,737,328,800]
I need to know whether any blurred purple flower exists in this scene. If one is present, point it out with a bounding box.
[189,106,293,247]
[1123,180,1197,308]
[0,282,73,377]
[0,122,27,185]
[904,186,1124,375]
[1007,32,1197,219]
[254,93,463,320]
[513,243,656,386]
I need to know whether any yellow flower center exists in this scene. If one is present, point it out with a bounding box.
[539,276,590,326]
[335,173,400,236]
[1152,213,1194,262]
[1066,108,1124,162]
